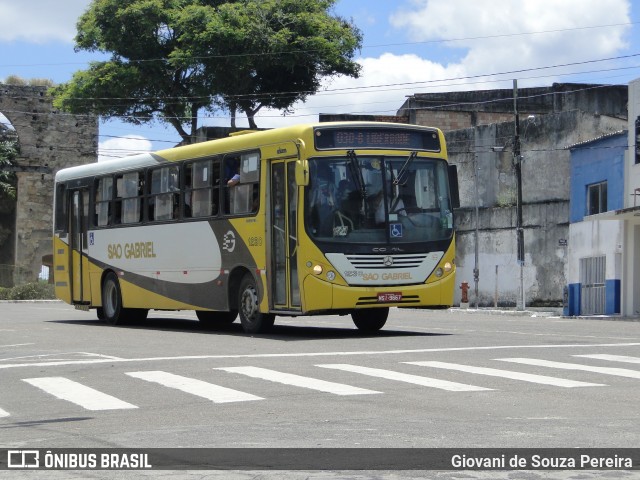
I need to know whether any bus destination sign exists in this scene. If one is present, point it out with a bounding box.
[314,127,441,152]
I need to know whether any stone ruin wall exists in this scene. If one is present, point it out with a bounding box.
[0,84,97,285]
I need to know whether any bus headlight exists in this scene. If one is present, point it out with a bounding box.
[444,262,453,272]
[326,271,336,281]
[313,265,323,275]
[434,268,444,277]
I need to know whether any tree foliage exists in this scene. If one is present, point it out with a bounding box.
[52,0,362,142]
[0,141,17,203]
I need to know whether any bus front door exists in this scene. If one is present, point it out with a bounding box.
[270,160,301,312]
[69,189,90,305]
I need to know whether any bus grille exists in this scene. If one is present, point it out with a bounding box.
[345,254,428,269]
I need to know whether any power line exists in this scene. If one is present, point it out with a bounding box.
[1,20,637,69]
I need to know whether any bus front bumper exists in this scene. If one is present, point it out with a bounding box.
[301,272,455,313]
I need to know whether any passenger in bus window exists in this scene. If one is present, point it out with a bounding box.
[225,157,240,185]
[227,173,240,186]
[224,158,240,213]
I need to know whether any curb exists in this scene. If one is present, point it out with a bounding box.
[0,299,62,303]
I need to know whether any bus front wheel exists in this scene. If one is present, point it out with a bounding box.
[238,275,275,334]
[101,272,148,325]
[352,308,389,332]
[102,272,125,325]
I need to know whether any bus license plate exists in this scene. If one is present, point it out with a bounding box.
[377,292,402,303]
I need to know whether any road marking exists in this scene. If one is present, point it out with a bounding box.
[22,377,138,411]
[126,371,262,403]
[498,358,640,379]
[575,354,640,364]
[0,406,9,417]
[406,361,605,388]
[1,343,640,370]
[217,366,380,396]
[316,364,491,392]
[1,352,122,363]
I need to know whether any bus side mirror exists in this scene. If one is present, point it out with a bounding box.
[296,158,309,186]
[448,164,460,209]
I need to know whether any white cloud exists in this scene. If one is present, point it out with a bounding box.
[390,0,631,77]
[252,0,632,128]
[0,0,90,43]
[98,135,153,162]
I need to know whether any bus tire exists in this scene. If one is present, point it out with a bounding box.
[101,272,125,325]
[238,274,275,334]
[196,310,238,324]
[352,308,388,332]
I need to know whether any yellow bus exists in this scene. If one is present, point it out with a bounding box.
[53,122,459,333]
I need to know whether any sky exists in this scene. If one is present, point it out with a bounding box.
[1,0,639,161]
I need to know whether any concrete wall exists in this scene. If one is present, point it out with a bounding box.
[445,110,627,307]
[0,84,98,284]
[400,83,628,127]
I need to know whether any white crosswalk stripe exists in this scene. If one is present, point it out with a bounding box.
[216,366,381,396]
[316,364,491,391]
[0,406,9,417]
[406,361,605,387]
[126,371,262,403]
[22,377,138,411]
[498,358,640,379]
[575,354,640,364]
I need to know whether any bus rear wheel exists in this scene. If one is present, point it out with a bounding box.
[238,274,275,334]
[196,310,238,324]
[351,308,389,332]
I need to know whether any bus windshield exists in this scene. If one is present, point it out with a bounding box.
[306,155,454,244]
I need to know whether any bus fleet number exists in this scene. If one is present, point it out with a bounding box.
[248,236,263,247]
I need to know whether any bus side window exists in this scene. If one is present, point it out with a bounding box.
[116,171,142,224]
[149,165,180,221]
[225,151,260,215]
[95,176,113,226]
[54,183,68,233]
[186,159,218,218]
[211,161,220,215]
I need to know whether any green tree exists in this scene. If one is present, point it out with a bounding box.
[52,0,362,142]
[0,140,17,201]
[0,140,17,260]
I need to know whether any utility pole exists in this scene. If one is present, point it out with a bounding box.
[513,79,525,311]
[473,154,479,308]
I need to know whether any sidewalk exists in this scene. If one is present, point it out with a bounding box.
[451,306,640,322]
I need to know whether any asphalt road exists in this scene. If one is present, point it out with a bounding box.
[1,302,640,479]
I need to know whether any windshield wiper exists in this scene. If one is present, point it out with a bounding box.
[347,150,367,198]
[394,151,417,186]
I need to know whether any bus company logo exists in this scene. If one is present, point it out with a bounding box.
[383,256,394,267]
[222,231,236,252]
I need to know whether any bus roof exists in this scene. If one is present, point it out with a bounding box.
[55,122,443,183]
